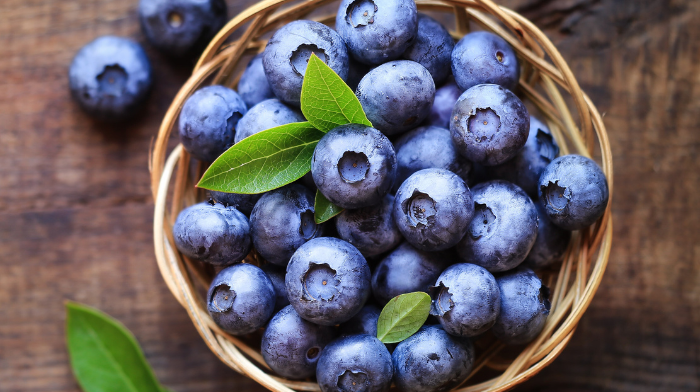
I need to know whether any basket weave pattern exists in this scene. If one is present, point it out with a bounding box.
[149,1,614,390]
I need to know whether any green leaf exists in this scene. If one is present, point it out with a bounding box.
[314,190,344,223]
[301,54,372,133]
[376,292,432,344]
[66,302,164,392]
[197,122,324,194]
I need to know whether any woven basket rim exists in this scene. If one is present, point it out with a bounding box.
[149,1,614,391]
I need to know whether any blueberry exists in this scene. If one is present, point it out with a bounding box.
[261,264,291,312]
[207,263,275,335]
[312,124,396,209]
[522,201,571,270]
[493,267,550,345]
[208,191,261,216]
[392,325,474,392]
[335,0,417,65]
[263,20,349,107]
[372,242,450,305]
[427,81,461,129]
[178,85,247,162]
[316,334,393,392]
[393,168,474,252]
[335,194,402,257]
[138,0,226,58]
[339,304,381,336]
[393,125,471,192]
[429,263,500,338]
[234,98,305,143]
[357,60,435,136]
[537,154,609,231]
[455,180,538,272]
[485,116,559,197]
[173,201,251,266]
[346,57,372,91]
[451,31,520,92]
[450,84,529,166]
[300,171,318,192]
[285,237,371,326]
[68,36,152,120]
[237,53,275,108]
[261,305,336,379]
[250,184,323,266]
[402,14,454,85]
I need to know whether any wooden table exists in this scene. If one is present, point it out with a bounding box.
[1,0,698,390]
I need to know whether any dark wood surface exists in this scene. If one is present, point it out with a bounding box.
[1,0,699,391]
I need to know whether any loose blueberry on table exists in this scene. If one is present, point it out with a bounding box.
[69,36,152,120]
[138,0,227,58]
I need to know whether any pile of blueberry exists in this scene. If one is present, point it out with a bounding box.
[72,0,609,390]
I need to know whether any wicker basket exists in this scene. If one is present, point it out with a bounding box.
[150,0,614,390]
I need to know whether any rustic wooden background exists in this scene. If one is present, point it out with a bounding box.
[1,0,698,391]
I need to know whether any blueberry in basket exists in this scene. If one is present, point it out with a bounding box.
[260,264,290,312]
[455,180,539,272]
[207,263,276,335]
[492,267,551,345]
[393,125,471,192]
[485,116,560,197]
[430,263,501,338]
[426,81,461,129]
[178,85,247,162]
[371,242,450,305]
[69,36,152,120]
[335,194,403,257]
[237,53,275,108]
[172,200,251,266]
[356,60,435,136]
[450,83,529,166]
[234,98,304,143]
[335,0,418,65]
[452,30,520,92]
[522,201,572,270]
[402,13,455,85]
[538,154,610,231]
[261,305,336,379]
[249,184,323,266]
[338,304,381,337]
[392,325,475,392]
[393,168,474,252]
[285,237,371,326]
[208,190,261,217]
[312,124,397,209]
[316,334,393,392]
[263,20,349,107]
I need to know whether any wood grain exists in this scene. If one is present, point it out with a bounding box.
[0,0,698,391]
